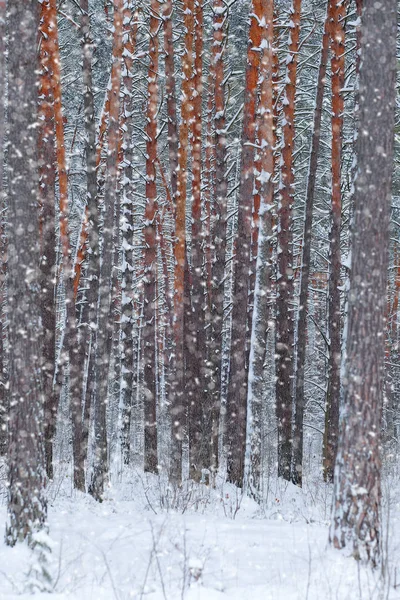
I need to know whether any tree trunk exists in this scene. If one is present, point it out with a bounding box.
[0,0,5,456]
[246,0,275,501]
[143,0,159,475]
[39,0,58,481]
[208,0,228,477]
[292,6,329,486]
[42,0,83,490]
[275,0,301,481]
[72,0,99,492]
[188,0,208,483]
[163,0,178,200]
[6,0,47,545]
[120,4,139,466]
[330,0,396,566]
[225,0,264,488]
[89,0,123,501]
[170,0,194,485]
[323,0,346,483]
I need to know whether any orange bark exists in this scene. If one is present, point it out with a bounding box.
[163,0,178,198]
[170,0,195,484]
[119,7,139,167]
[39,1,56,240]
[191,0,203,236]
[204,71,215,304]
[174,0,194,330]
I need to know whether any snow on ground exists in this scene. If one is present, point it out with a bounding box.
[1,470,400,599]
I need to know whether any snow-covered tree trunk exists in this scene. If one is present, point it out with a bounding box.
[208,0,228,476]
[170,0,194,485]
[39,0,58,481]
[275,0,301,481]
[225,0,264,488]
[292,5,330,487]
[120,4,139,466]
[163,0,178,200]
[6,0,47,545]
[0,0,5,456]
[72,0,99,492]
[330,0,396,566]
[188,0,207,482]
[90,0,123,500]
[323,0,346,483]
[46,0,82,490]
[143,0,159,475]
[246,0,275,501]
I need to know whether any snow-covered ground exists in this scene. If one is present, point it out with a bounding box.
[1,470,400,599]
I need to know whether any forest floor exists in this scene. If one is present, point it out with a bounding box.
[1,468,400,599]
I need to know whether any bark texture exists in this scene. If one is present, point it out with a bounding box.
[323,0,346,483]
[330,0,396,566]
[275,0,301,480]
[90,0,123,500]
[73,0,99,492]
[246,0,275,501]
[225,0,264,488]
[6,0,47,545]
[170,0,194,485]
[292,7,329,486]
[143,0,159,475]
[39,0,58,481]
[208,0,228,475]
[120,4,139,466]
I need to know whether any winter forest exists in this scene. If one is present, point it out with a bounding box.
[0,0,399,597]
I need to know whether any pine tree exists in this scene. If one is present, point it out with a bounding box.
[90,0,123,501]
[330,0,397,565]
[225,0,264,488]
[6,0,47,546]
[275,0,302,481]
[292,4,330,487]
[143,0,160,475]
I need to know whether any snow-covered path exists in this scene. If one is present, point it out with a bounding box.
[1,476,399,599]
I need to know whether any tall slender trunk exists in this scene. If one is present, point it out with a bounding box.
[72,0,99,492]
[275,0,301,481]
[292,6,330,486]
[330,0,396,566]
[208,0,228,476]
[169,0,194,485]
[163,0,178,200]
[44,0,79,484]
[39,0,58,481]
[6,0,47,546]
[323,0,346,483]
[386,249,400,441]
[225,0,264,488]
[0,0,5,453]
[246,0,275,501]
[89,0,123,500]
[188,0,207,482]
[143,0,159,474]
[120,5,139,465]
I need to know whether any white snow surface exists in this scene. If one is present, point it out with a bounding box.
[1,470,400,599]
